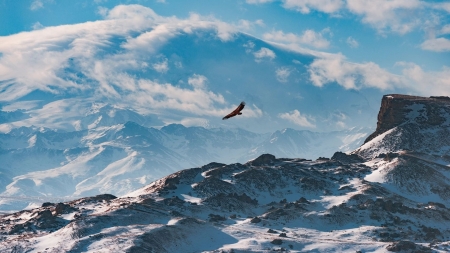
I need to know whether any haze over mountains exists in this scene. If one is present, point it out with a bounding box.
[0,108,369,210]
[2,94,450,252]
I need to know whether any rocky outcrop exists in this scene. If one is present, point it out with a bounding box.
[364,94,450,143]
[247,153,276,166]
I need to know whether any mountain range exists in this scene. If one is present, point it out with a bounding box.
[1,15,399,211]
[0,104,370,211]
[1,94,450,252]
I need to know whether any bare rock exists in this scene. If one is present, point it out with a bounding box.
[208,214,226,222]
[250,217,261,223]
[271,239,283,245]
[248,154,276,166]
[386,240,431,252]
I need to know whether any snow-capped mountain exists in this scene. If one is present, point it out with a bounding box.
[250,127,368,160]
[0,8,388,211]
[0,5,385,135]
[0,103,370,211]
[1,94,450,252]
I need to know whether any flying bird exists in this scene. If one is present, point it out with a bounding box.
[222,102,245,120]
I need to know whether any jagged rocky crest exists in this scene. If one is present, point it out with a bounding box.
[1,94,450,252]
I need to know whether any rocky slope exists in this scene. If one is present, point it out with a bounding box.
[1,94,450,252]
[1,153,448,252]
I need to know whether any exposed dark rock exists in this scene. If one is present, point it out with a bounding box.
[208,214,226,222]
[169,210,183,217]
[41,202,54,207]
[31,209,60,229]
[250,217,261,223]
[193,177,235,196]
[279,233,287,237]
[296,197,310,204]
[421,226,441,241]
[264,208,288,220]
[271,239,283,245]
[204,192,258,209]
[331,151,365,164]
[267,229,278,233]
[163,196,185,206]
[300,177,330,192]
[386,240,431,252]
[205,164,244,178]
[71,194,117,205]
[248,154,276,166]
[55,202,76,215]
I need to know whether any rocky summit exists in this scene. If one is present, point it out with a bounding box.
[1,94,450,253]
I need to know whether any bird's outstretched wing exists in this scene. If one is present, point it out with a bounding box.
[222,102,245,120]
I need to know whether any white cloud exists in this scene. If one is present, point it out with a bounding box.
[243,41,255,53]
[307,53,450,96]
[180,118,209,128]
[276,67,291,83]
[442,24,450,34]
[97,6,109,17]
[282,0,344,14]
[346,36,359,48]
[421,38,450,52]
[336,121,346,128]
[30,0,44,10]
[31,22,44,30]
[188,74,208,90]
[279,110,315,128]
[0,5,243,118]
[250,0,448,36]
[153,58,169,73]
[253,47,276,62]
[255,19,265,27]
[237,19,265,31]
[105,4,159,20]
[246,0,274,4]
[397,62,450,96]
[430,2,450,13]
[308,54,401,90]
[346,0,423,34]
[263,29,330,49]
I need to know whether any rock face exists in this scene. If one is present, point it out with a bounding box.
[364,94,450,144]
[355,94,450,159]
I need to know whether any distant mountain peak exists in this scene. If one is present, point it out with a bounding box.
[161,123,187,134]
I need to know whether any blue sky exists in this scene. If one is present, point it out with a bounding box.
[1,0,450,132]
[1,0,449,72]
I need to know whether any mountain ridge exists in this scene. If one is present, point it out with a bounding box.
[0,115,370,211]
[1,94,450,252]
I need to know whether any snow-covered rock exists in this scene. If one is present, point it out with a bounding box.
[1,153,448,252]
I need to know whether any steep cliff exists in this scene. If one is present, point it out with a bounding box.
[364,94,450,144]
[354,94,450,159]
